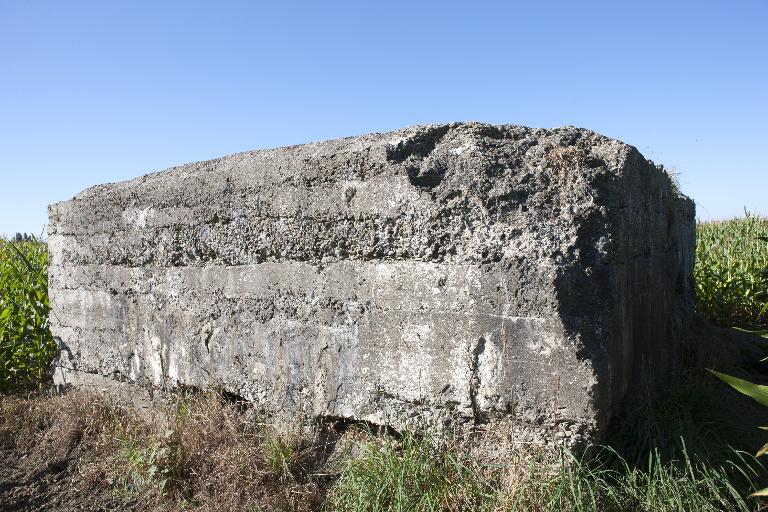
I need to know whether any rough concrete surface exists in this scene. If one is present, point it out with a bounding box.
[48,122,695,448]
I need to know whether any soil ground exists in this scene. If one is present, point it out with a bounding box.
[0,448,144,512]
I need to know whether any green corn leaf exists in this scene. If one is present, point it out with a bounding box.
[6,240,34,273]
[709,370,768,407]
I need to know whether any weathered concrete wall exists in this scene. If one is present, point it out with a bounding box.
[48,122,695,447]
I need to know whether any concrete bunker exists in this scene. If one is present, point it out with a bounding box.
[48,122,695,448]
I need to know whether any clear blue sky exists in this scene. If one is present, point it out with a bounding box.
[1,1,766,237]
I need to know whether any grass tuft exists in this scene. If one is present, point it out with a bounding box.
[326,430,495,512]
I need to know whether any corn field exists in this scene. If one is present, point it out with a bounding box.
[0,237,55,393]
[695,213,768,327]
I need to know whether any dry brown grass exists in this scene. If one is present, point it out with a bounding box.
[0,389,335,511]
[1,386,764,512]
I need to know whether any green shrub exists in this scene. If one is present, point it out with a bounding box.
[0,237,56,393]
[695,213,768,327]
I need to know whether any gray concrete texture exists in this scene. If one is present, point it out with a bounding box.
[48,122,695,447]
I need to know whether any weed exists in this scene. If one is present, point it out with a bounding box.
[263,429,297,481]
[114,427,172,494]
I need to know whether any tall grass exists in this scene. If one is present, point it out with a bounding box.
[0,237,55,393]
[326,430,761,512]
[696,213,768,327]
[327,431,496,512]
